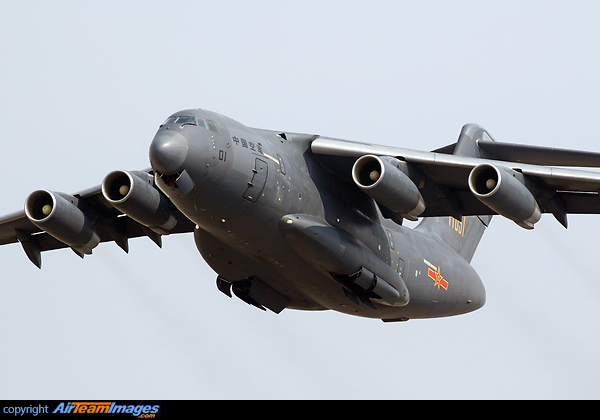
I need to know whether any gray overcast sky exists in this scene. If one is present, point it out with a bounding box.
[1,1,599,399]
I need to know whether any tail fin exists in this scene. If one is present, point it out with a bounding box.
[415,124,493,262]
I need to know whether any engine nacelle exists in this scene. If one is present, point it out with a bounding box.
[352,155,425,221]
[102,170,177,235]
[468,163,541,229]
[25,190,100,254]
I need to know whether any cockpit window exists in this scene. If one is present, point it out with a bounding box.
[160,115,214,131]
[206,120,219,133]
[161,116,203,127]
[176,116,197,126]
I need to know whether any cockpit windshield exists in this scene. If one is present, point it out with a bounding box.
[161,116,208,129]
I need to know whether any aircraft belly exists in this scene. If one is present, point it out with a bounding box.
[192,217,400,316]
[191,210,486,319]
[193,225,332,311]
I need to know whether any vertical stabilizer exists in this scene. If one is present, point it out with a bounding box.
[416,124,493,262]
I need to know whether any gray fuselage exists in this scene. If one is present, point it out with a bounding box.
[150,109,486,320]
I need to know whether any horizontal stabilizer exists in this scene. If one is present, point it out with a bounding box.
[477,140,600,167]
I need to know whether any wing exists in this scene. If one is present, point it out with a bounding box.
[0,169,195,268]
[311,123,600,228]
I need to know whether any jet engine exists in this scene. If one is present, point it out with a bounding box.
[102,170,177,235]
[352,155,425,221]
[468,163,541,229]
[25,190,100,254]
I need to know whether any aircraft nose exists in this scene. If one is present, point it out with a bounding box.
[149,131,188,175]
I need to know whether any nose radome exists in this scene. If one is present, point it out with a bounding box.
[149,131,188,175]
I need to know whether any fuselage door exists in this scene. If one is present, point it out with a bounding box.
[397,258,405,278]
[244,158,268,202]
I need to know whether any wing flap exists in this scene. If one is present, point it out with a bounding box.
[557,191,600,214]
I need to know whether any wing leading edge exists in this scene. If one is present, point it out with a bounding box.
[311,124,600,228]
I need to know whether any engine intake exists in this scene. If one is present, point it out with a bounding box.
[352,155,425,221]
[468,163,541,229]
[102,170,177,235]
[25,190,100,254]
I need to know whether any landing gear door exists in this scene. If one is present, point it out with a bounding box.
[244,158,268,202]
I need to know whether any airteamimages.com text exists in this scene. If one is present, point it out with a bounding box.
[2,401,162,417]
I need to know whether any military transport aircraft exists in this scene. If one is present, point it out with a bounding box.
[2,109,600,322]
